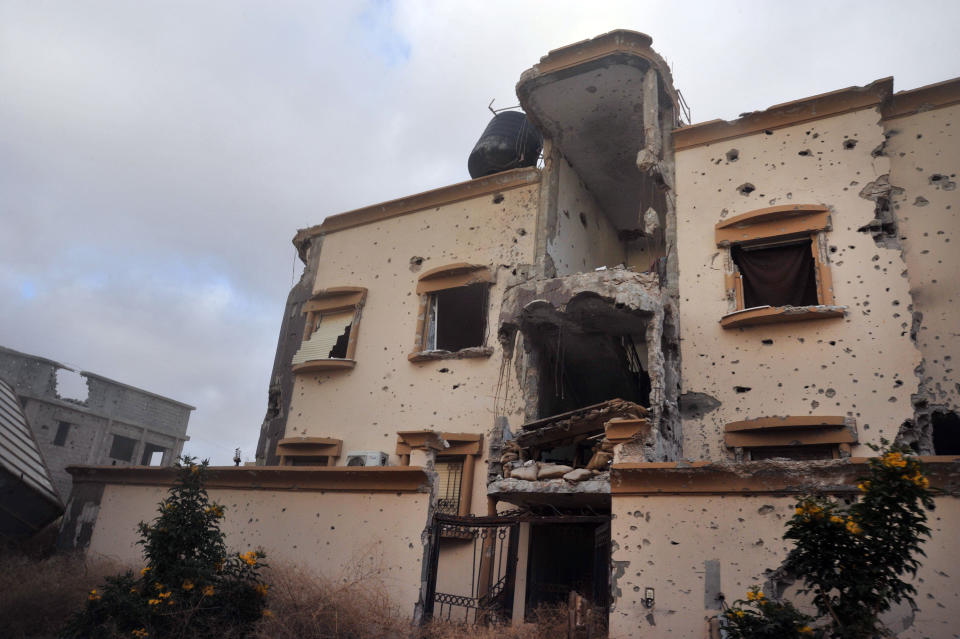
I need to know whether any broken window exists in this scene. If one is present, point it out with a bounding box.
[411,264,494,359]
[109,434,137,462]
[716,205,843,328]
[435,457,464,515]
[286,456,329,466]
[291,287,366,371]
[426,284,488,351]
[53,421,71,446]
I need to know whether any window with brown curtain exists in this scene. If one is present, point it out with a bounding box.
[731,239,819,308]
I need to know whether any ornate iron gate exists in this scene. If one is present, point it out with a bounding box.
[423,512,519,624]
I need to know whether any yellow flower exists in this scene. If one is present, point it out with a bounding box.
[830,515,844,524]
[148,598,160,606]
[182,580,195,591]
[88,589,101,601]
[799,626,813,634]
[154,583,164,591]
[190,464,200,474]
[241,550,258,566]
[262,609,273,618]
[795,506,804,515]
[857,481,870,492]
[132,629,149,638]
[882,452,907,468]
[734,610,745,618]
[158,591,171,600]
[202,585,215,597]
[140,566,151,576]
[255,583,269,596]
[846,519,862,535]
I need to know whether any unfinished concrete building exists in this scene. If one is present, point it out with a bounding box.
[0,345,193,547]
[71,31,960,637]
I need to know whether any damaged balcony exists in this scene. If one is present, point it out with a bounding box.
[489,399,649,509]
[498,267,681,466]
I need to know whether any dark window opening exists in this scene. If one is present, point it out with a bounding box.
[287,456,329,466]
[732,238,819,308]
[428,284,488,351]
[534,329,650,419]
[109,434,137,462]
[140,443,167,466]
[526,521,609,618]
[53,421,71,446]
[328,324,350,358]
[748,445,836,461]
[932,411,960,455]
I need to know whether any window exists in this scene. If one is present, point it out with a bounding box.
[409,263,495,362]
[109,434,137,462]
[435,458,464,514]
[275,437,342,466]
[724,416,857,460]
[292,287,367,373]
[396,431,482,518]
[715,205,845,329]
[53,421,71,446]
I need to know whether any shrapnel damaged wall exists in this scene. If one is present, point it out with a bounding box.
[608,458,960,639]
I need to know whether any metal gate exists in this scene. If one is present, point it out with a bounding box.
[423,512,519,624]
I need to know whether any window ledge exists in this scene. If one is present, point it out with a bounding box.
[720,305,846,329]
[407,346,493,363]
[291,359,356,373]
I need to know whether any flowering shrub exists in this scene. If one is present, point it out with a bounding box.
[62,457,270,638]
[721,444,936,639]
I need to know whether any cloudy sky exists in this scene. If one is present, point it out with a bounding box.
[2,0,959,464]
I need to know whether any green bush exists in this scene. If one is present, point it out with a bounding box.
[721,444,936,639]
[62,457,270,639]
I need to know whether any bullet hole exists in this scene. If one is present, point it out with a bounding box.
[811,400,820,409]
[438,368,450,373]
[737,183,756,195]
[734,386,752,393]
[517,228,527,236]
[579,212,588,228]
[586,85,598,93]
[914,196,929,207]
[758,505,775,515]
[492,193,504,204]
[843,139,858,149]
[829,340,836,346]
[763,129,774,135]
[726,148,739,162]
[825,388,836,398]
[930,173,957,190]
[798,149,812,157]
[452,384,461,390]
[761,339,774,345]
[670,540,679,545]
[409,256,424,272]
[830,245,838,253]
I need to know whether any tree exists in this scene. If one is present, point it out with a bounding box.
[63,457,270,639]
[720,444,936,639]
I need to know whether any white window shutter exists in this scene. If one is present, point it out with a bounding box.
[292,311,354,364]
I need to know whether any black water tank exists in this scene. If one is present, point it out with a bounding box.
[468,111,543,179]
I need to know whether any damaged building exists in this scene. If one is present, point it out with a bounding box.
[68,30,960,637]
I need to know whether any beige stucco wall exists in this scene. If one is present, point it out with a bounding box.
[886,103,960,414]
[287,185,538,482]
[86,483,430,614]
[549,157,624,275]
[676,107,920,460]
[609,492,960,638]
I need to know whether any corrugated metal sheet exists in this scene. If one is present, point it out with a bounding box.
[292,311,353,364]
[0,379,62,536]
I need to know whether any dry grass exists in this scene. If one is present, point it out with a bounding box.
[0,553,599,639]
[0,551,126,639]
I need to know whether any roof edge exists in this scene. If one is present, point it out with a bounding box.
[67,464,431,493]
[293,167,540,251]
[612,456,960,496]
[883,75,960,120]
[674,77,894,151]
